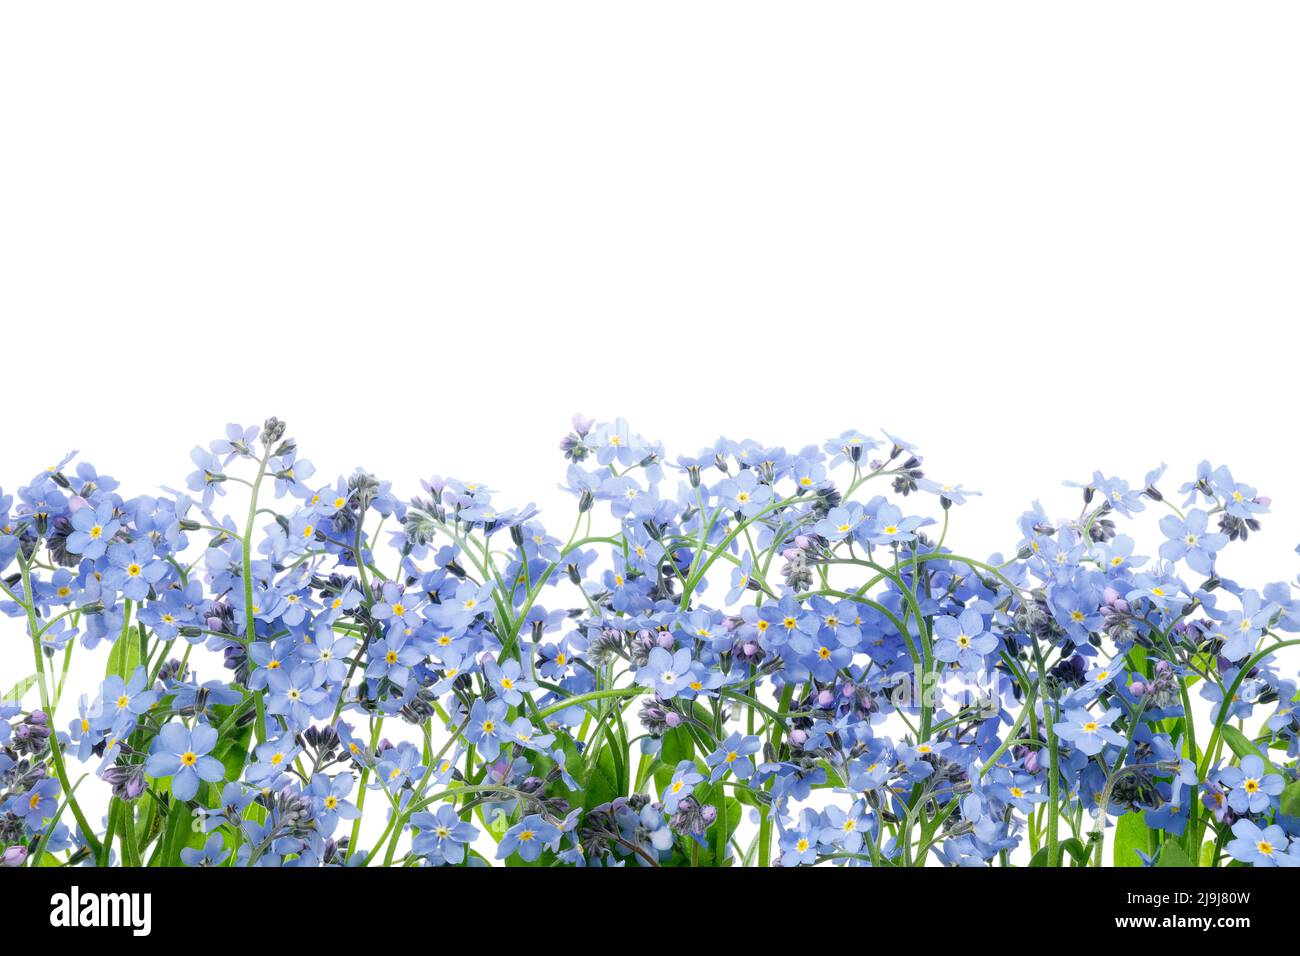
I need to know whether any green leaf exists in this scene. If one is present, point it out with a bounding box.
[1062,837,1089,866]
[711,796,741,866]
[208,701,255,785]
[651,727,695,794]
[1156,840,1195,868]
[1280,781,1300,819]
[1114,811,1151,867]
[2,673,40,704]
[1030,837,1089,867]
[581,743,623,813]
[105,624,143,681]
[1221,725,1270,765]
[152,797,195,867]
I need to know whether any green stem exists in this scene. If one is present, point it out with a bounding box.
[17,553,102,858]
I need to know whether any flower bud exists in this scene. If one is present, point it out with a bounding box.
[1,846,28,867]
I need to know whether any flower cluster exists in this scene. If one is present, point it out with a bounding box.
[2,417,1299,868]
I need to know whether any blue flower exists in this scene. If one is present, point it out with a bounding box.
[705,732,760,782]
[1158,509,1228,575]
[1214,590,1276,661]
[485,658,536,706]
[1219,755,1284,813]
[777,808,821,866]
[307,773,360,834]
[1053,707,1125,757]
[465,698,509,761]
[181,833,230,867]
[932,608,997,670]
[820,799,872,853]
[365,630,423,690]
[92,666,159,731]
[104,539,166,601]
[496,813,561,862]
[1225,819,1297,867]
[716,470,772,518]
[662,760,704,812]
[636,646,695,700]
[5,778,60,831]
[814,504,865,541]
[66,500,119,559]
[411,805,480,864]
[144,722,225,801]
[266,664,327,728]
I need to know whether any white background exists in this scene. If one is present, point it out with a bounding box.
[2,3,1299,857]
[2,1,1298,574]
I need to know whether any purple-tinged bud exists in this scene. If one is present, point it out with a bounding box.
[789,729,808,747]
[817,690,835,708]
[1,846,28,867]
[102,763,147,801]
[794,535,813,550]
[700,805,717,825]
[841,682,856,698]
[1129,681,1146,696]
[571,414,594,437]
[664,711,682,728]
[1015,747,1040,773]
[657,631,675,650]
